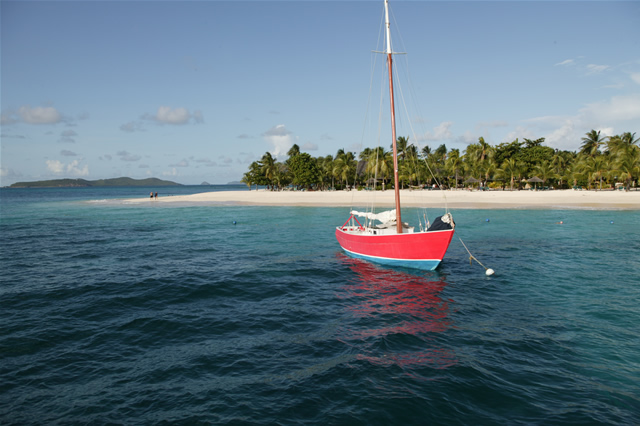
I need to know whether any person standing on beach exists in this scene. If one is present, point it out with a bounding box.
[150,192,153,199]
[155,192,158,199]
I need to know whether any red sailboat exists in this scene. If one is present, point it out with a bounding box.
[335,0,455,270]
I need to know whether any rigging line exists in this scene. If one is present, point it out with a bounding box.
[363,31,390,220]
[370,56,389,215]
[387,31,449,213]
[458,235,495,276]
[350,9,386,213]
[391,55,422,193]
[386,9,448,211]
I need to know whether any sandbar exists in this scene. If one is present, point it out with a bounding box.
[126,189,640,210]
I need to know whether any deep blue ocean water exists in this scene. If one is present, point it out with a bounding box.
[1,186,639,424]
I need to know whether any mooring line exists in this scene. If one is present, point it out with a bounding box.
[458,236,495,276]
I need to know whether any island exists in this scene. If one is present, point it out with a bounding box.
[9,177,181,188]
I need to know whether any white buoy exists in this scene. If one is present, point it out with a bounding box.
[485,268,495,276]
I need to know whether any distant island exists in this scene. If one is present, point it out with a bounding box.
[10,177,181,188]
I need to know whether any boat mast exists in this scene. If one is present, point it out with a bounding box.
[384,0,402,234]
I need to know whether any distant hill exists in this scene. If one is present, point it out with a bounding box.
[10,177,181,188]
[201,181,211,185]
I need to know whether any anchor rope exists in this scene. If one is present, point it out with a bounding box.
[458,236,491,271]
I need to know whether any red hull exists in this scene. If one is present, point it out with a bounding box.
[335,226,454,270]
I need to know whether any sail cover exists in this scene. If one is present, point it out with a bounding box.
[351,209,396,223]
[427,213,455,231]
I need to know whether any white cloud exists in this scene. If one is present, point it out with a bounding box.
[580,94,640,122]
[45,159,88,176]
[521,94,640,151]
[19,106,62,124]
[163,168,178,176]
[630,72,640,85]
[541,121,575,149]
[156,106,190,124]
[586,64,610,75]
[66,160,89,176]
[262,124,293,158]
[46,160,65,173]
[141,106,204,125]
[60,150,77,156]
[420,121,453,142]
[555,59,574,67]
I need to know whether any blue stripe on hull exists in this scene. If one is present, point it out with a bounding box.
[342,248,441,271]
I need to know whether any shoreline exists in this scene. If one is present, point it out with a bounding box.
[121,189,640,210]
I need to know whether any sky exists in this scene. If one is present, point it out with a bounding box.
[1,0,639,186]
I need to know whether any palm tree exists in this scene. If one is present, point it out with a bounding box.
[614,145,640,191]
[421,145,432,159]
[499,158,523,191]
[482,158,498,188]
[605,134,623,156]
[395,136,409,164]
[621,132,640,148]
[478,136,491,162]
[583,156,609,190]
[433,144,448,164]
[580,130,607,158]
[551,151,567,187]
[333,151,356,189]
[359,147,373,160]
[287,144,300,158]
[445,149,463,189]
[260,152,278,190]
[533,160,556,187]
[563,162,584,189]
[322,155,335,189]
[242,161,263,190]
[399,162,417,188]
[523,137,545,148]
[366,147,393,189]
[464,143,482,164]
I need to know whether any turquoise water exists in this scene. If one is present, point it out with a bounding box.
[1,187,639,423]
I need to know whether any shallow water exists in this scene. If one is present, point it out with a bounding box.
[1,187,639,423]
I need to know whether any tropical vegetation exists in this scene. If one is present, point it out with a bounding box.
[242,130,640,192]
[10,177,181,188]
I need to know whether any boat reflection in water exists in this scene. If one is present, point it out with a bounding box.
[337,253,457,371]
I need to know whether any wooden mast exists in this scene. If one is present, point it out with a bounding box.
[384,0,402,234]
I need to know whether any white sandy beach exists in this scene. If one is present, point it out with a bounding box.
[129,189,640,210]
